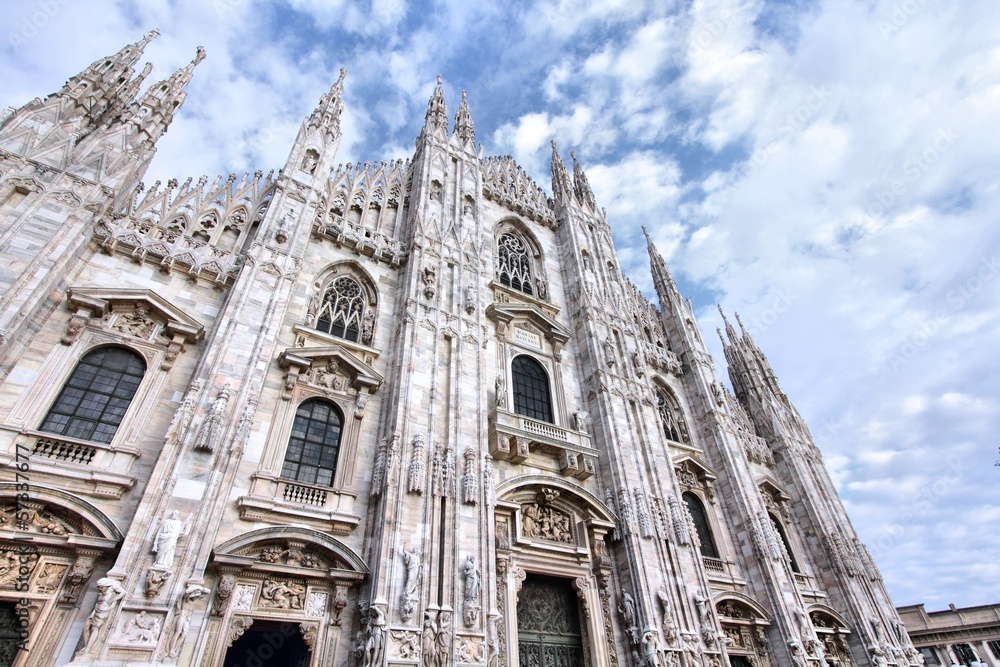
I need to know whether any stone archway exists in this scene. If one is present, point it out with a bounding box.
[494,477,616,667]
[222,618,312,667]
[0,484,122,666]
[201,527,367,666]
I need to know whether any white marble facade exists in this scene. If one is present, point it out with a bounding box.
[0,33,921,667]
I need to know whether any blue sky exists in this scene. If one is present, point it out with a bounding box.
[3,0,999,610]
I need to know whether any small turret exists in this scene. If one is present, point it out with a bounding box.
[307,67,347,142]
[571,151,598,211]
[61,29,159,129]
[452,90,475,146]
[550,141,572,209]
[420,75,448,140]
[127,46,206,147]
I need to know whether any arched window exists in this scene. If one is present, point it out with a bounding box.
[316,276,365,342]
[38,347,146,444]
[281,399,344,487]
[656,390,680,442]
[683,492,719,559]
[769,513,800,572]
[497,233,534,296]
[511,355,553,423]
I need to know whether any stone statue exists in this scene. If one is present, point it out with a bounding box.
[362,310,375,343]
[620,591,639,643]
[422,613,438,667]
[361,605,387,667]
[642,629,661,666]
[169,584,211,658]
[78,577,126,656]
[402,546,421,596]
[573,408,588,431]
[152,511,188,569]
[464,285,476,314]
[495,375,507,408]
[463,555,482,627]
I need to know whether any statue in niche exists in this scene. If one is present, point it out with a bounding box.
[301,149,319,174]
[77,577,126,656]
[535,278,547,299]
[422,613,438,667]
[495,375,507,408]
[402,546,421,595]
[693,590,711,622]
[422,266,436,299]
[362,310,375,343]
[573,408,588,431]
[430,181,442,201]
[464,285,476,314]
[604,337,616,366]
[620,591,639,644]
[462,556,481,626]
[152,510,189,569]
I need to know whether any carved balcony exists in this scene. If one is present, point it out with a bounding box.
[488,407,597,479]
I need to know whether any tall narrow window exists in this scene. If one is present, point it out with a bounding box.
[656,391,680,442]
[281,399,343,487]
[497,233,533,295]
[39,347,146,444]
[511,355,553,423]
[316,276,365,342]
[769,514,800,573]
[683,492,719,559]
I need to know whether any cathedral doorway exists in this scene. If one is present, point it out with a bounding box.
[516,574,585,667]
[221,619,311,667]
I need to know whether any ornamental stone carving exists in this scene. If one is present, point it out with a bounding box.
[259,578,306,609]
[77,577,126,657]
[520,502,573,543]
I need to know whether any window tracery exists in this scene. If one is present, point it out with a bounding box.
[497,232,534,296]
[657,390,681,442]
[315,276,367,343]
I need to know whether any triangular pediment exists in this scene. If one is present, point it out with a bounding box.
[278,345,383,392]
[674,454,718,484]
[486,302,571,348]
[67,287,204,341]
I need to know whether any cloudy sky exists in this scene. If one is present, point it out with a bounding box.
[3,0,998,611]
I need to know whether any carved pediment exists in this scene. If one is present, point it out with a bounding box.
[674,456,718,488]
[278,345,383,399]
[486,302,571,353]
[758,477,791,518]
[67,288,204,342]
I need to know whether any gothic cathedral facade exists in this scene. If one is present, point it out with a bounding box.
[0,34,920,667]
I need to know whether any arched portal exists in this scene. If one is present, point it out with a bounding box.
[517,574,585,667]
[223,618,311,667]
[495,477,616,667]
